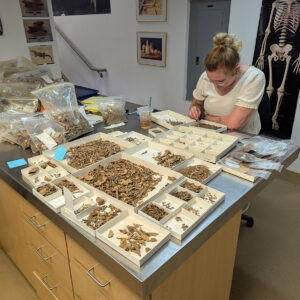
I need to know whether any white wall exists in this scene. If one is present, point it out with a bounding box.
[55,0,191,114]
[0,0,61,78]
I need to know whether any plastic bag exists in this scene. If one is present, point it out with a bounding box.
[0,59,18,81]
[22,113,66,153]
[0,82,41,98]
[98,99,127,126]
[0,98,40,114]
[246,169,272,180]
[32,83,93,140]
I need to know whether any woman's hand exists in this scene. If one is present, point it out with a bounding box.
[189,106,201,119]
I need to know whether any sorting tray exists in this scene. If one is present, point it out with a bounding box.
[169,185,198,202]
[44,132,134,173]
[124,141,193,170]
[153,193,186,213]
[33,183,62,204]
[138,202,171,225]
[73,152,183,212]
[28,154,51,166]
[118,131,152,145]
[148,127,166,138]
[185,119,227,133]
[61,194,125,237]
[151,110,193,129]
[163,208,199,242]
[96,211,171,266]
[155,125,238,163]
[173,157,222,184]
[178,177,206,195]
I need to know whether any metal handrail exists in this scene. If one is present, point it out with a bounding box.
[54,22,107,78]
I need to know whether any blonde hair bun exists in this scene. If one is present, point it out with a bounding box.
[213,33,242,52]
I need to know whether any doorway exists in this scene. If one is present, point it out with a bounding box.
[186,0,231,100]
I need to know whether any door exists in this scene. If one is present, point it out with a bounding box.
[186,0,231,100]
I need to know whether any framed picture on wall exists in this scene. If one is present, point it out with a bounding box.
[29,45,54,65]
[23,19,53,43]
[137,32,167,67]
[19,0,49,17]
[136,0,167,22]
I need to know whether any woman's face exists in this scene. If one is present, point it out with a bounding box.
[206,67,239,89]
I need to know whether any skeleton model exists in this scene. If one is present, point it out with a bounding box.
[89,0,97,13]
[255,0,300,130]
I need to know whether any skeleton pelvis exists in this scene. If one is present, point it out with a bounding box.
[270,44,292,61]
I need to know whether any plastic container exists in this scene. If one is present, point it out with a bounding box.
[137,106,153,130]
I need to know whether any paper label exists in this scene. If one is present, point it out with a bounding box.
[54,145,67,161]
[36,132,57,149]
[63,187,74,211]
[41,75,54,84]
[43,127,56,136]
[7,158,27,168]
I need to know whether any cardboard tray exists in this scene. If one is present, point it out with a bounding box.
[185,119,227,133]
[44,132,134,174]
[96,211,171,266]
[173,157,222,185]
[151,110,193,129]
[123,141,193,170]
[72,152,183,212]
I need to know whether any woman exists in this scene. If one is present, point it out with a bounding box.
[189,33,265,135]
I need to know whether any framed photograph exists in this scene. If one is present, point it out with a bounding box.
[137,32,167,67]
[19,0,49,17]
[136,0,167,22]
[23,19,53,43]
[29,45,54,65]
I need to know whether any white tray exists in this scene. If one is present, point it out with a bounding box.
[169,185,198,202]
[33,183,62,203]
[153,193,186,213]
[44,132,134,173]
[178,177,207,196]
[28,154,50,166]
[151,110,193,129]
[173,157,222,184]
[118,131,152,145]
[73,152,183,212]
[148,127,165,138]
[185,119,227,133]
[124,141,193,170]
[138,202,171,225]
[96,211,170,266]
[163,208,199,242]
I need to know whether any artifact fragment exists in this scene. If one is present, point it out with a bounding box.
[142,203,168,221]
[116,223,158,256]
[181,181,203,193]
[179,165,211,182]
[108,230,114,238]
[56,179,81,194]
[172,190,192,201]
[141,150,148,155]
[40,161,57,170]
[83,204,121,230]
[152,129,162,134]
[202,192,217,204]
[194,122,221,130]
[67,139,122,169]
[28,166,39,176]
[44,176,51,182]
[168,176,176,182]
[182,223,189,231]
[79,159,162,207]
[37,184,57,197]
[175,216,182,222]
[74,203,92,215]
[187,207,200,216]
[166,119,183,126]
[162,201,174,210]
[154,150,185,168]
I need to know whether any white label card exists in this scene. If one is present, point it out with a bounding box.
[41,75,54,84]
[63,187,74,211]
[36,132,57,149]
[43,127,56,136]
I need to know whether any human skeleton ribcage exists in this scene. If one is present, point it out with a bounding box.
[255,0,300,130]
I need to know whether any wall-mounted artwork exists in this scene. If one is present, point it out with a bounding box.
[136,0,167,22]
[29,45,54,64]
[51,0,111,16]
[19,0,49,17]
[137,32,167,67]
[0,18,3,36]
[23,19,53,43]
[252,0,300,139]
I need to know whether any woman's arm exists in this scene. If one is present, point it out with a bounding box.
[205,106,253,130]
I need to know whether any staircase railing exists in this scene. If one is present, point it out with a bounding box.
[54,22,107,78]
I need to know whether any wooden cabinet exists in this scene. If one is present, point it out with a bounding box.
[67,235,145,300]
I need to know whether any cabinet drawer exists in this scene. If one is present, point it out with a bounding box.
[22,219,73,291]
[67,236,142,300]
[32,270,73,300]
[21,199,67,257]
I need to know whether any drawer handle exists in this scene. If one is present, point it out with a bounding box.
[35,246,52,261]
[87,266,110,287]
[41,274,57,291]
[29,214,46,228]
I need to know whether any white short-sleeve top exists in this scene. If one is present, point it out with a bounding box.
[192,66,266,134]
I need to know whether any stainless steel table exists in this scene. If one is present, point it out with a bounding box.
[0,102,298,297]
